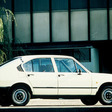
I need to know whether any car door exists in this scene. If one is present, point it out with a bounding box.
[23,58,58,95]
[54,58,92,95]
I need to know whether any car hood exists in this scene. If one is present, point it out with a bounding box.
[91,73,112,76]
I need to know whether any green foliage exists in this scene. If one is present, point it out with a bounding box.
[0,18,6,63]
[3,0,6,3]
[0,7,16,24]
[0,0,15,64]
[0,18,4,42]
[0,49,6,63]
[0,0,28,64]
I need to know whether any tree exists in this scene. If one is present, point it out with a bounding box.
[0,18,3,42]
[0,0,16,64]
[0,0,30,64]
[0,5,15,63]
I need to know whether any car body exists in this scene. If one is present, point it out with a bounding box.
[0,55,112,106]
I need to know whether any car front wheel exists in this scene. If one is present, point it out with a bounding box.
[11,87,30,106]
[99,86,112,105]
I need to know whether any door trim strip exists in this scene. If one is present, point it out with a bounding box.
[33,87,97,89]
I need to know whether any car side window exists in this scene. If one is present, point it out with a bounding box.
[55,58,77,72]
[23,61,32,72]
[75,62,86,73]
[32,58,54,72]
[23,58,54,72]
[32,59,39,72]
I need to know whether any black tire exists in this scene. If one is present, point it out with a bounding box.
[11,86,30,106]
[99,86,112,105]
[81,96,98,105]
[0,95,11,106]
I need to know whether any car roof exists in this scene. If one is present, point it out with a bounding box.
[17,55,74,62]
[16,55,91,73]
[19,55,73,59]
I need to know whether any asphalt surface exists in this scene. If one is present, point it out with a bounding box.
[0,99,112,112]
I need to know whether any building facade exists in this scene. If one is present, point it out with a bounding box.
[1,0,112,73]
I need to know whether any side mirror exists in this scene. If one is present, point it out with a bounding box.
[78,69,82,75]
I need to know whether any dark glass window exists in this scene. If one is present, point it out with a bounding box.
[90,0,107,9]
[110,0,112,8]
[14,0,30,12]
[90,0,107,41]
[33,0,49,12]
[71,0,87,9]
[74,48,91,62]
[0,0,12,10]
[52,0,68,10]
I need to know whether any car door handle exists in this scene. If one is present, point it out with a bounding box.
[27,74,34,77]
[58,74,65,77]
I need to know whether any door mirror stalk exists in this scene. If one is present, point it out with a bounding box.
[78,69,82,75]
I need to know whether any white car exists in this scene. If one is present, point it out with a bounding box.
[0,55,112,106]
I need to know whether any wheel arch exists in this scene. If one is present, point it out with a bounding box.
[97,82,112,96]
[9,83,33,97]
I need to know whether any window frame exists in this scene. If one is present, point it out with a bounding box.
[23,60,33,72]
[54,58,87,73]
[23,58,55,73]
[75,62,86,73]
[54,58,77,73]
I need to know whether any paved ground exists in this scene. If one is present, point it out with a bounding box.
[1,99,112,112]
[27,99,102,106]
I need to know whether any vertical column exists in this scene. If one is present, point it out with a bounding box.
[68,0,71,42]
[49,0,52,43]
[87,0,90,41]
[107,0,110,40]
[12,0,15,44]
[30,0,33,43]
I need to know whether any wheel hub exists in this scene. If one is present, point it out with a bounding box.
[13,89,27,104]
[17,92,24,100]
[102,88,112,103]
[105,92,112,100]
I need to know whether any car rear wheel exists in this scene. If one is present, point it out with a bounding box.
[99,86,112,105]
[81,96,98,105]
[0,95,11,106]
[11,87,30,106]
